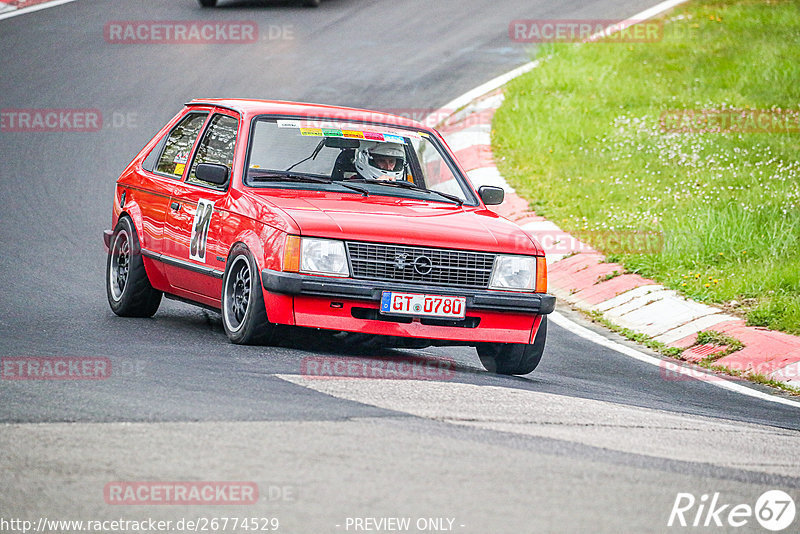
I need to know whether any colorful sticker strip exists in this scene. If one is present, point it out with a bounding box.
[342,130,365,139]
[383,134,405,144]
[364,131,384,141]
[286,119,421,141]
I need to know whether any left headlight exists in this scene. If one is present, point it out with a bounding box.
[489,255,536,291]
[300,237,350,277]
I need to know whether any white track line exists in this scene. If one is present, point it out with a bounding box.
[551,312,800,409]
[0,0,77,22]
[433,0,800,409]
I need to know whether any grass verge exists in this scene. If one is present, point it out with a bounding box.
[493,0,800,335]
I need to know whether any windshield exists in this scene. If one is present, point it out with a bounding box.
[244,118,477,205]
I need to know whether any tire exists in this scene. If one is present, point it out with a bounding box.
[198,0,217,7]
[222,244,276,345]
[106,216,162,317]
[303,0,321,6]
[477,317,547,375]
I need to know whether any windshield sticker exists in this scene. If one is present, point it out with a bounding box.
[383,134,405,144]
[277,119,301,129]
[270,119,417,143]
[173,163,186,176]
[173,151,189,164]
[286,119,421,140]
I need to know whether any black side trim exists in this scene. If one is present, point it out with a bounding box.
[164,292,221,312]
[122,184,172,201]
[261,269,555,314]
[141,249,224,279]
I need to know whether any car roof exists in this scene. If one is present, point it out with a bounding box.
[186,98,429,130]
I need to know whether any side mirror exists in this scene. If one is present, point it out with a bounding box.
[195,163,229,186]
[478,185,504,206]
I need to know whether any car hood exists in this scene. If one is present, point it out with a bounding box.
[249,191,543,255]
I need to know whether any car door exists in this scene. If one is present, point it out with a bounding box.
[134,110,209,267]
[163,110,240,300]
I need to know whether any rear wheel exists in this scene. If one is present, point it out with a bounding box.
[477,317,547,375]
[106,216,162,317]
[222,244,276,345]
[198,0,217,7]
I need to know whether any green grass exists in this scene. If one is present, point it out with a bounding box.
[694,329,744,359]
[493,0,800,335]
[585,310,685,357]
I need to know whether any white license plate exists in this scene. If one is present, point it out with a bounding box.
[380,292,466,319]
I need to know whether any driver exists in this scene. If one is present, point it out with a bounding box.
[353,141,406,181]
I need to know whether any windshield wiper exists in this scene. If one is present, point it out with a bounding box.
[251,171,328,183]
[284,138,325,172]
[342,178,463,205]
[249,172,370,196]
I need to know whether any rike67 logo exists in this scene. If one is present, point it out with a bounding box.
[668,490,796,531]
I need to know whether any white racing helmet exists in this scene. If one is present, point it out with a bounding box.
[354,141,406,181]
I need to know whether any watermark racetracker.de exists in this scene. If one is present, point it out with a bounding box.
[1,357,111,380]
[660,109,800,134]
[286,108,491,131]
[660,359,799,383]
[509,17,701,44]
[1,356,148,380]
[104,482,259,506]
[0,109,139,131]
[509,19,664,43]
[103,20,294,44]
[535,229,665,255]
[301,355,457,380]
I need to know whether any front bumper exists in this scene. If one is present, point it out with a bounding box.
[261,269,555,315]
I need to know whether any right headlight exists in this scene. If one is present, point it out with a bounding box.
[489,255,537,291]
[299,237,350,277]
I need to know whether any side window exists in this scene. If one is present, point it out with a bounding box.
[155,112,208,178]
[187,114,239,189]
[141,135,167,173]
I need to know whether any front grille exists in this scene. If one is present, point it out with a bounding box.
[346,241,495,289]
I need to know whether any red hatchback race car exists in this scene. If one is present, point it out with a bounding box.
[104,99,555,375]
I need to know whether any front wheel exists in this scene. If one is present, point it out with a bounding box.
[477,317,547,375]
[222,244,276,345]
[106,216,162,317]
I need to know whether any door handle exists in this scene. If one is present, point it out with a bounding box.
[170,202,181,211]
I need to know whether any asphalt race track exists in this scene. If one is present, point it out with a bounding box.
[1,1,799,532]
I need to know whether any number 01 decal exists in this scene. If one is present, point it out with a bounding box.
[190,199,214,263]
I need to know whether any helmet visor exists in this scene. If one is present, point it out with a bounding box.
[368,152,404,172]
